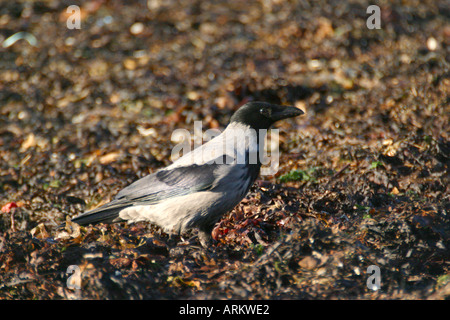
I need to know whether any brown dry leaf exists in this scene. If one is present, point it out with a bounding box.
[110,257,131,268]
[30,223,50,239]
[99,151,122,164]
[170,276,202,289]
[66,219,81,238]
[123,58,137,70]
[187,91,201,100]
[315,18,334,40]
[55,218,82,241]
[54,230,71,241]
[20,133,36,151]
[298,256,319,270]
[88,59,109,78]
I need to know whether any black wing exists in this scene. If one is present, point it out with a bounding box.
[115,163,218,204]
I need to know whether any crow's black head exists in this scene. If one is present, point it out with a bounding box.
[229,101,304,130]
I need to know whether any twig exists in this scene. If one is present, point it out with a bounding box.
[326,163,350,187]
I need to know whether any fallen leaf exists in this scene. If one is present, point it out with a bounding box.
[1,202,17,213]
[30,223,50,239]
[298,256,319,270]
[99,151,122,164]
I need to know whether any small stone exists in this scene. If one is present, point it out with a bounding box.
[130,22,144,35]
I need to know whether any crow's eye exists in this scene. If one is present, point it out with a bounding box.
[260,108,271,118]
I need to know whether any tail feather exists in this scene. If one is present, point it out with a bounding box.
[70,200,131,226]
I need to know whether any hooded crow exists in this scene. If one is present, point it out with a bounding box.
[69,101,304,246]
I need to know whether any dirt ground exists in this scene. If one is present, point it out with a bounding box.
[0,0,449,300]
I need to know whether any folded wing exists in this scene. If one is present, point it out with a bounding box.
[71,163,219,226]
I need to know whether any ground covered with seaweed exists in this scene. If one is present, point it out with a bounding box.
[0,0,449,299]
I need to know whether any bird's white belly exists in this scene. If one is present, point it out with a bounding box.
[118,188,246,234]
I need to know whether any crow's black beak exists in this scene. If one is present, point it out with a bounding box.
[270,105,305,121]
